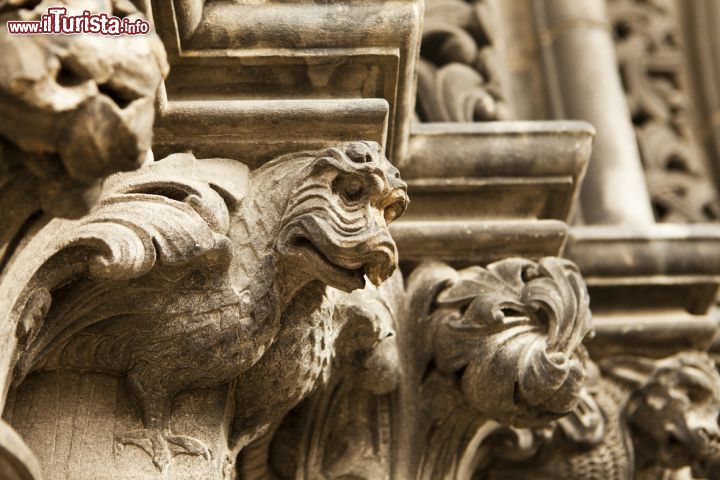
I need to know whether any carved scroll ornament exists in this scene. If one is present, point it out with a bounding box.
[1,141,408,476]
[416,0,508,122]
[609,0,720,222]
[405,257,592,479]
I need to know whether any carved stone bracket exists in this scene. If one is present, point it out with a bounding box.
[1,142,408,479]
[147,0,422,165]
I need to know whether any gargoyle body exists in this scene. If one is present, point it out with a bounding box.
[482,351,720,480]
[617,352,720,479]
[13,141,407,472]
[237,274,404,480]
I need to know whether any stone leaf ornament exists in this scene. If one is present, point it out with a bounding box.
[422,257,592,426]
[5,141,408,473]
[406,257,592,479]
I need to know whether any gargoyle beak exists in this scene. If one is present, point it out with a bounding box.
[362,229,399,286]
[365,256,396,286]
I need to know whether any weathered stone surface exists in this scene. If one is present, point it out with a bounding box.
[392,121,593,266]
[2,142,408,478]
[2,0,720,478]
[567,224,720,358]
[147,0,422,165]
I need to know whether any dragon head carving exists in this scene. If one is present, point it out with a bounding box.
[604,352,720,470]
[272,141,408,293]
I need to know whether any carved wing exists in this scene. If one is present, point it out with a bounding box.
[7,153,249,379]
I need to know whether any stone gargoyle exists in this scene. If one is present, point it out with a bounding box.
[236,274,405,480]
[480,351,720,480]
[5,141,408,473]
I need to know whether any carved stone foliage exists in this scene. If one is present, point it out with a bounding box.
[199,256,595,480]
[1,141,408,478]
[416,0,508,123]
[479,351,720,480]
[609,0,720,223]
[405,257,592,480]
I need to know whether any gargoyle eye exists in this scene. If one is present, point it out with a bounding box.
[685,384,712,404]
[333,176,365,203]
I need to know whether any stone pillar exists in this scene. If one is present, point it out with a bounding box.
[5,373,233,480]
[535,0,655,225]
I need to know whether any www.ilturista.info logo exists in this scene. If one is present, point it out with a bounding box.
[6,7,150,35]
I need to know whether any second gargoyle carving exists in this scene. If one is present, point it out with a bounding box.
[481,351,720,480]
[7,141,408,473]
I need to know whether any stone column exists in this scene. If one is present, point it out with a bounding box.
[534,0,655,225]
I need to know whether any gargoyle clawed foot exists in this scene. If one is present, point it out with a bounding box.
[114,428,212,472]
